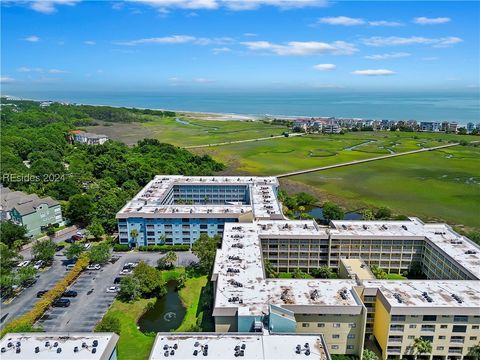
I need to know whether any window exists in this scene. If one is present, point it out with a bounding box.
[470,337,478,341]
[439,336,446,340]
[302,323,310,328]
[409,324,417,329]
[440,325,448,329]
[473,325,479,330]
[391,315,406,322]
[423,315,437,321]
[421,325,435,332]
[348,334,355,339]
[349,323,356,328]
[452,325,467,333]
[454,316,468,322]
[331,345,339,350]
[317,323,325,328]
[437,347,444,351]
[407,336,415,340]
[347,345,354,350]
[333,323,341,328]
[390,324,404,332]
[332,335,340,339]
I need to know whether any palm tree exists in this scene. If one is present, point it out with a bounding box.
[129,229,139,245]
[163,251,177,268]
[468,344,480,360]
[413,338,432,359]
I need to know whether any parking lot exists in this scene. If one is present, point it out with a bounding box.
[38,251,197,332]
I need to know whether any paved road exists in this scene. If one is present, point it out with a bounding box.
[277,142,461,178]
[38,251,198,332]
[183,133,304,149]
[1,251,68,329]
[20,228,84,261]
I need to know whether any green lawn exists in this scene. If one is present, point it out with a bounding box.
[385,273,407,280]
[176,276,211,332]
[100,298,156,360]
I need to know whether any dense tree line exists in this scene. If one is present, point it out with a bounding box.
[1,99,224,235]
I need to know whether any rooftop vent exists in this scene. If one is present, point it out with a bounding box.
[310,289,319,301]
[363,225,368,230]
[465,250,477,255]
[339,289,349,300]
[451,293,463,304]
[422,292,433,303]
[402,225,408,230]
[393,293,404,304]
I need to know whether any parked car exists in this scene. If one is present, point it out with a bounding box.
[87,288,94,295]
[84,243,92,250]
[113,277,122,284]
[106,286,119,293]
[52,298,70,307]
[119,269,132,275]
[55,245,65,252]
[66,264,76,270]
[62,290,78,297]
[17,261,31,268]
[109,256,120,264]
[36,290,48,298]
[71,234,83,241]
[87,264,101,270]
[33,260,44,270]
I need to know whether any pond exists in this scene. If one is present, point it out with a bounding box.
[306,206,363,222]
[137,280,186,333]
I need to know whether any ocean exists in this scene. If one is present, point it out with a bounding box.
[5,90,480,124]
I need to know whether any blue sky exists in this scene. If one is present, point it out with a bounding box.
[1,0,479,93]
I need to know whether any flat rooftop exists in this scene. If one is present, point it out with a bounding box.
[117,175,282,219]
[0,333,119,360]
[340,258,375,280]
[149,333,329,360]
[363,280,480,311]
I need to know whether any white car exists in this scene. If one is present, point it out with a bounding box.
[17,261,31,268]
[106,286,119,293]
[84,243,92,250]
[33,260,44,270]
[119,269,132,275]
[87,264,101,270]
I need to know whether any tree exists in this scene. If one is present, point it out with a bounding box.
[15,265,37,286]
[133,261,166,298]
[371,264,387,279]
[0,221,28,247]
[89,243,111,264]
[130,229,139,245]
[264,260,278,278]
[192,234,221,274]
[176,272,186,290]
[0,242,22,274]
[413,338,432,358]
[118,275,141,302]
[95,314,121,334]
[158,251,177,270]
[32,239,57,263]
[292,268,309,279]
[65,242,85,260]
[362,349,379,360]
[311,266,335,279]
[374,207,392,220]
[467,343,480,360]
[87,221,105,241]
[45,226,56,237]
[295,192,317,207]
[362,209,375,221]
[322,202,345,221]
[0,273,16,298]
[65,194,93,226]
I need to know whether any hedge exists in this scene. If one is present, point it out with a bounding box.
[113,244,130,252]
[138,244,190,252]
[1,253,90,337]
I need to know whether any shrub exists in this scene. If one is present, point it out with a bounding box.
[113,244,130,252]
[1,253,89,337]
[95,314,121,334]
[138,244,190,252]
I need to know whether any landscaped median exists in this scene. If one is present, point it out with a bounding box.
[0,253,90,337]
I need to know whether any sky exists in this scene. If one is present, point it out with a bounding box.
[1,0,479,93]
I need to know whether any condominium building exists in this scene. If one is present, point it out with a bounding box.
[148,333,330,360]
[116,176,282,247]
[0,332,119,360]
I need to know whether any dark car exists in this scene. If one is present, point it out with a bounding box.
[55,245,65,252]
[65,238,74,244]
[52,298,70,307]
[113,277,122,284]
[62,290,78,297]
[36,290,48,298]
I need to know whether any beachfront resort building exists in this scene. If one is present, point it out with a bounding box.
[117,175,480,359]
[0,332,119,360]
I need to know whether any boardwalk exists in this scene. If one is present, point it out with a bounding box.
[277,142,460,178]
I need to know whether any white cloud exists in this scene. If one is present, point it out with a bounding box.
[414,16,451,25]
[84,40,96,45]
[318,16,365,26]
[24,35,40,42]
[212,47,231,54]
[28,0,80,14]
[128,0,328,11]
[242,40,358,56]
[368,20,402,27]
[194,77,215,83]
[312,63,336,71]
[48,69,68,73]
[364,52,411,60]
[361,36,462,48]
[115,35,232,46]
[0,76,16,83]
[351,69,395,76]
[17,67,43,72]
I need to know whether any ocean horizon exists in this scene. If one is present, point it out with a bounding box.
[4,90,479,125]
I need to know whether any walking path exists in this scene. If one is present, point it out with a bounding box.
[277,142,461,178]
[183,133,304,149]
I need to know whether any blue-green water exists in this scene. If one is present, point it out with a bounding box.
[5,90,479,124]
